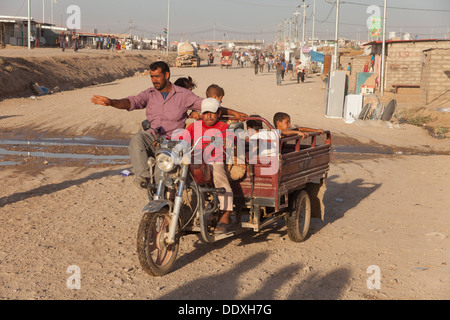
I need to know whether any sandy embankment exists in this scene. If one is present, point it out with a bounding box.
[0,48,180,99]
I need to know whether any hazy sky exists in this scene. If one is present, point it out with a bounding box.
[2,0,449,43]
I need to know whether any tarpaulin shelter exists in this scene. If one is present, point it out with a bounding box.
[310,50,324,63]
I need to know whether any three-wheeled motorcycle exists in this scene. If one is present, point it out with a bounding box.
[136,117,331,276]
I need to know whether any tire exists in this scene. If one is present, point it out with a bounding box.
[137,207,179,276]
[286,190,311,242]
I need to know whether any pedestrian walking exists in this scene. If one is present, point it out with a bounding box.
[287,60,294,80]
[259,54,265,73]
[295,61,302,83]
[276,61,283,86]
[59,32,66,52]
[72,33,79,52]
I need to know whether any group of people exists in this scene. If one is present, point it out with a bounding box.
[275,58,306,86]
[57,31,79,52]
[230,51,307,86]
[233,51,271,71]
[95,35,122,51]
[91,60,319,234]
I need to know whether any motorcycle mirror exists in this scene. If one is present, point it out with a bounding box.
[142,119,151,131]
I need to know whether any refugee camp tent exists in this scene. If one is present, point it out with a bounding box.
[310,50,324,63]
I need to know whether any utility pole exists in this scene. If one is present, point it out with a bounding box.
[51,0,54,25]
[293,9,301,45]
[325,0,340,70]
[129,20,132,38]
[302,1,307,46]
[380,0,387,96]
[166,0,170,56]
[312,0,316,45]
[27,0,31,50]
[289,18,293,43]
[298,1,308,47]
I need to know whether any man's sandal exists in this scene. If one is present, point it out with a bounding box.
[214,222,230,234]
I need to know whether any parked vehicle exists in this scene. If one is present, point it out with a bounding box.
[221,51,233,68]
[136,117,332,276]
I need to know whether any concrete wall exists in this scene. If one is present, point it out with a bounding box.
[420,48,450,105]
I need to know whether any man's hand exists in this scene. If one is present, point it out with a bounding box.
[91,95,111,106]
[91,95,131,110]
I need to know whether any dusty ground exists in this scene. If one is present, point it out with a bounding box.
[0,48,449,300]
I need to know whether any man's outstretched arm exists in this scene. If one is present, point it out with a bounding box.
[91,95,131,110]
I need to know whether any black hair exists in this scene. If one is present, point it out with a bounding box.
[247,114,263,131]
[149,61,170,74]
[273,112,290,127]
[174,76,197,90]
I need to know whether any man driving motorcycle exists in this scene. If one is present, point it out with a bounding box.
[91,61,247,188]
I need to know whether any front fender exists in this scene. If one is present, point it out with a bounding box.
[142,199,173,214]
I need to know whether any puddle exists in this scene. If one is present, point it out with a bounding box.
[0,137,129,167]
[0,147,129,161]
[333,145,443,156]
[0,137,128,148]
[0,160,22,166]
[333,145,394,155]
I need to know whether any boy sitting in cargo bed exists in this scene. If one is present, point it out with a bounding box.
[273,112,323,138]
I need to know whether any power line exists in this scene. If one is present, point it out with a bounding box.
[317,2,336,24]
[343,1,450,12]
[312,18,449,30]
[215,0,294,8]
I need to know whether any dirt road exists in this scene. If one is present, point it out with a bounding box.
[0,50,449,300]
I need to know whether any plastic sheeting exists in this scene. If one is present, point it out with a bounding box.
[310,50,324,63]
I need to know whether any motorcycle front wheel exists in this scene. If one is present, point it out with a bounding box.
[137,207,179,276]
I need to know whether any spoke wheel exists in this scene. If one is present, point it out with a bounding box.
[137,207,179,276]
[286,190,311,242]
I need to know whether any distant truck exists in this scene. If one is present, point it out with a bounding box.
[176,41,200,67]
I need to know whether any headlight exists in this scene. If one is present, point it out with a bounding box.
[156,150,175,172]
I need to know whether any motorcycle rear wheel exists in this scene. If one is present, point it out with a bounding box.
[137,208,179,276]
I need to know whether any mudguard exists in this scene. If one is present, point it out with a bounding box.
[142,199,173,214]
